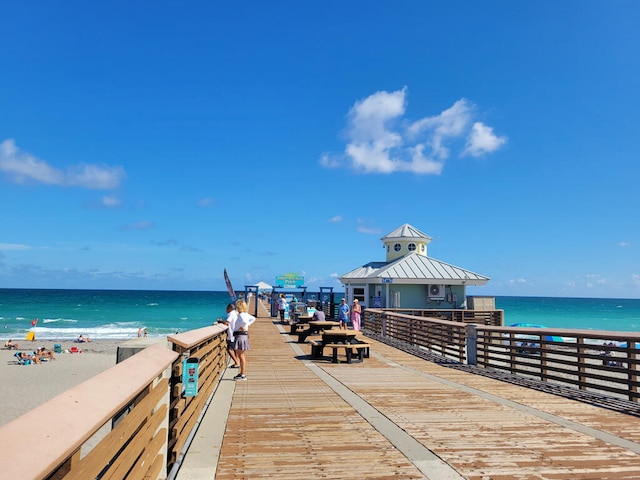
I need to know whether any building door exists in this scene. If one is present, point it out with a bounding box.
[346,287,366,306]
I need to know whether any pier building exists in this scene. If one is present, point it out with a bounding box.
[340,223,490,309]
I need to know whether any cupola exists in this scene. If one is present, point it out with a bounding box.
[381,223,432,262]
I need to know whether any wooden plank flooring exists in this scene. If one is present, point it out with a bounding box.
[202,305,640,479]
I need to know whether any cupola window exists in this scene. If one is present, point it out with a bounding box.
[393,243,402,252]
[408,243,416,252]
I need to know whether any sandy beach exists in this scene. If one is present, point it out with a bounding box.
[0,339,123,426]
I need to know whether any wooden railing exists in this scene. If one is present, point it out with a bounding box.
[365,309,469,363]
[474,325,640,402]
[0,325,229,480]
[379,307,504,326]
[166,326,228,472]
[0,344,178,480]
[364,308,640,402]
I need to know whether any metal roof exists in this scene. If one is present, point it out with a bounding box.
[380,223,432,242]
[340,252,489,286]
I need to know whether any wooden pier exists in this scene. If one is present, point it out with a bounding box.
[176,301,640,480]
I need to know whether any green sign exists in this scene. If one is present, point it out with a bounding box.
[183,357,199,397]
[276,273,304,288]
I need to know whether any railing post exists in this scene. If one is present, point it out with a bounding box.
[466,323,478,366]
[381,312,388,338]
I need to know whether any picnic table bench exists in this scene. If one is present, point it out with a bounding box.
[309,338,371,363]
[290,315,312,335]
[308,330,371,363]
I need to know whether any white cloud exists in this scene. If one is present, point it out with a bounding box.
[0,243,30,251]
[620,241,630,247]
[329,215,343,222]
[409,99,473,160]
[321,89,506,175]
[319,153,342,169]
[356,218,381,234]
[0,139,125,189]
[462,122,507,157]
[357,225,381,234]
[102,196,121,208]
[121,221,155,231]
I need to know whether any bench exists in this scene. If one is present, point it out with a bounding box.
[290,323,309,335]
[309,340,371,364]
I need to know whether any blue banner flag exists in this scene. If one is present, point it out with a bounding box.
[224,269,236,302]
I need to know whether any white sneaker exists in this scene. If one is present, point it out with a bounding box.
[233,374,247,381]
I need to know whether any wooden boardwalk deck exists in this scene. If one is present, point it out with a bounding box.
[176,302,640,479]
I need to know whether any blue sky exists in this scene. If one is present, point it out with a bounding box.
[1,1,639,298]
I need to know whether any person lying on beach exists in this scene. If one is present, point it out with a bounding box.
[17,351,41,364]
[36,347,55,360]
[76,335,91,343]
[5,340,18,349]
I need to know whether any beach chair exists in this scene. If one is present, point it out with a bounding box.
[14,352,32,365]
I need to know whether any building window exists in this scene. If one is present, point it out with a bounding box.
[393,243,402,252]
[408,243,416,252]
[421,244,425,252]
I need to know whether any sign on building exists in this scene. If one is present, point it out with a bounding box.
[275,273,304,288]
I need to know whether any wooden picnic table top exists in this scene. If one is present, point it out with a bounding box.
[321,329,357,336]
[308,320,339,327]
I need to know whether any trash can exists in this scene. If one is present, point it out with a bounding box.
[53,343,62,353]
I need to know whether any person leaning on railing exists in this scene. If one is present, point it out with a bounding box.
[232,299,256,381]
[217,303,240,369]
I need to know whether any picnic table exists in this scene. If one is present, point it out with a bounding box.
[296,320,339,343]
[309,330,371,363]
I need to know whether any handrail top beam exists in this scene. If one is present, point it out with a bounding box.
[0,343,178,480]
[168,324,227,350]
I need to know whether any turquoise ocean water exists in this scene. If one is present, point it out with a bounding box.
[0,289,233,340]
[1,289,639,340]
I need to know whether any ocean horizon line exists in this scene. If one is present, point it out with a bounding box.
[1,286,638,302]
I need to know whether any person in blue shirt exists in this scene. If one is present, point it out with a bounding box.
[338,298,350,330]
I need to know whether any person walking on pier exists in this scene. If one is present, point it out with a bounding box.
[277,294,287,323]
[338,298,350,330]
[233,299,255,381]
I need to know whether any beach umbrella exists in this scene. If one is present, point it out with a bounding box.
[509,323,563,342]
[253,281,272,292]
